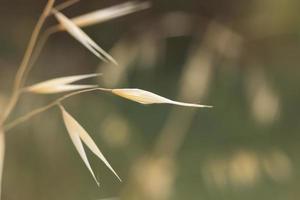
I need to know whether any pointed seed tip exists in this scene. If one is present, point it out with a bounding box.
[197,105,213,108]
[96,180,100,187]
[109,58,119,66]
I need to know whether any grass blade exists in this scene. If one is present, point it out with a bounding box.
[111,88,213,108]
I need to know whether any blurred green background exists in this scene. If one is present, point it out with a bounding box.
[0,0,300,199]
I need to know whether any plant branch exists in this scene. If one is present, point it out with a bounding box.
[0,0,55,125]
[21,26,59,86]
[3,88,112,131]
[22,0,82,86]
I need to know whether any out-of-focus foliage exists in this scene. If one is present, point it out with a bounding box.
[0,0,300,199]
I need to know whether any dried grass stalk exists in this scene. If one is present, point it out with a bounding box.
[53,10,118,65]
[26,73,100,94]
[0,130,5,199]
[60,106,121,185]
[69,1,151,28]
[111,88,213,108]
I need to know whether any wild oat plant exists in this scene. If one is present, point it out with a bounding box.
[0,0,212,198]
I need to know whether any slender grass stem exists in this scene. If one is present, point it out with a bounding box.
[0,0,55,125]
[54,0,80,11]
[3,88,112,131]
[21,27,59,86]
[22,1,85,87]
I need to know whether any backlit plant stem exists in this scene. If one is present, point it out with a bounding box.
[21,26,60,87]
[3,88,112,131]
[0,0,55,125]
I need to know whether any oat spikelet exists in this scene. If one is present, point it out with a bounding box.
[53,10,118,65]
[26,73,100,94]
[60,106,121,185]
[112,88,213,108]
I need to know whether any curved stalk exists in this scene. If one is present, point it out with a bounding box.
[3,88,112,131]
[0,0,55,125]
[22,0,82,86]
[21,26,59,87]
[54,0,80,11]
